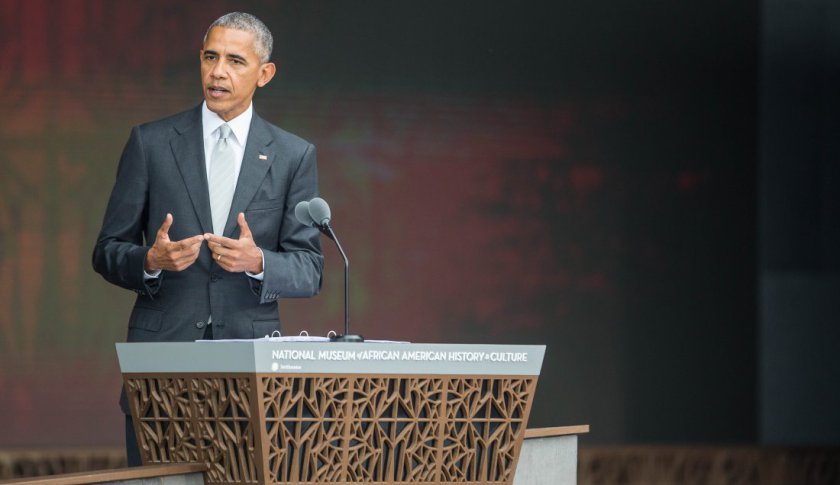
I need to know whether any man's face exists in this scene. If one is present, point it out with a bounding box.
[200,27,276,121]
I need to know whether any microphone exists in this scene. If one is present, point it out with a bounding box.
[297,197,362,343]
[295,199,335,241]
[294,200,315,227]
[308,197,331,226]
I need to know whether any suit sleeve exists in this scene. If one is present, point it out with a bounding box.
[253,143,324,303]
[92,126,161,298]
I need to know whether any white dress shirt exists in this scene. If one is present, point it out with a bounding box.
[202,101,252,184]
[144,102,264,281]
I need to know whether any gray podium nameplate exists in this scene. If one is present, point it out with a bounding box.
[116,341,545,375]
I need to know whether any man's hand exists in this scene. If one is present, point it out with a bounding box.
[145,213,204,272]
[204,212,263,273]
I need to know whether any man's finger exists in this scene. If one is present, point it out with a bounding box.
[173,235,201,250]
[186,239,203,252]
[185,234,205,246]
[237,213,252,239]
[204,233,235,246]
[158,213,173,237]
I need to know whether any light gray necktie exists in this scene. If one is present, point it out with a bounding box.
[209,124,235,235]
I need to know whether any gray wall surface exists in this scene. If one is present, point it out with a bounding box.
[759,0,840,445]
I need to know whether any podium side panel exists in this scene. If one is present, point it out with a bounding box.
[123,373,260,484]
[507,378,540,483]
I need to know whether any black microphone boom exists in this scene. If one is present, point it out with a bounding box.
[301,197,362,342]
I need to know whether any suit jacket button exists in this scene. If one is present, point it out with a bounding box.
[196,321,206,329]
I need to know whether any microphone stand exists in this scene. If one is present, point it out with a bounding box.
[321,222,363,342]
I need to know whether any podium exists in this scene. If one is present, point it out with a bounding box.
[116,342,545,485]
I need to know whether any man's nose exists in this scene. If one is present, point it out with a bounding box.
[211,60,227,78]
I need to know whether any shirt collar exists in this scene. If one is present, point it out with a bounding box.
[201,101,253,145]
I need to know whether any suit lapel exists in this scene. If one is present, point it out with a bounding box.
[170,106,213,235]
[224,113,275,237]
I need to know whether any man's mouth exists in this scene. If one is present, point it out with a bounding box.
[208,86,229,97]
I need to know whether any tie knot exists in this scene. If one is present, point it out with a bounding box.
[218,124,232,141]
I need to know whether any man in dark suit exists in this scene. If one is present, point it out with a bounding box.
[92,12,323,465]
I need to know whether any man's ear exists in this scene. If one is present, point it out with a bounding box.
[257,62,276,88]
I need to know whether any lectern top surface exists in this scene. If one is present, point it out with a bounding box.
[116,341,545,375]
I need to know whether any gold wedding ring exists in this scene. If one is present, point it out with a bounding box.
[216,254,222,261]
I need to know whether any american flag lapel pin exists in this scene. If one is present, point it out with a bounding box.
[258,154,268,160]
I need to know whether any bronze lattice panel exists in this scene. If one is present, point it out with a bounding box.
[126,374,536,485]
[439,378,531,482]
[261,376,349,483]
[125,376,259,483]
[260,375,535,484]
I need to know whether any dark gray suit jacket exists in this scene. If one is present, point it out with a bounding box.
[93,105,323,346]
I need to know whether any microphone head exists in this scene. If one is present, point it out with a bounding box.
[308,197,331,226]
[294,200,315,227]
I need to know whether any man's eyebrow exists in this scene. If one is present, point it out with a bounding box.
[203,49,219,57]
[227,53,247,63]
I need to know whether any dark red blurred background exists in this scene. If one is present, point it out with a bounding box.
[0,0,837,448]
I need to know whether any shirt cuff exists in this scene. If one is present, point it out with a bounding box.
[143,269,162,279]
[246,249,265,281]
